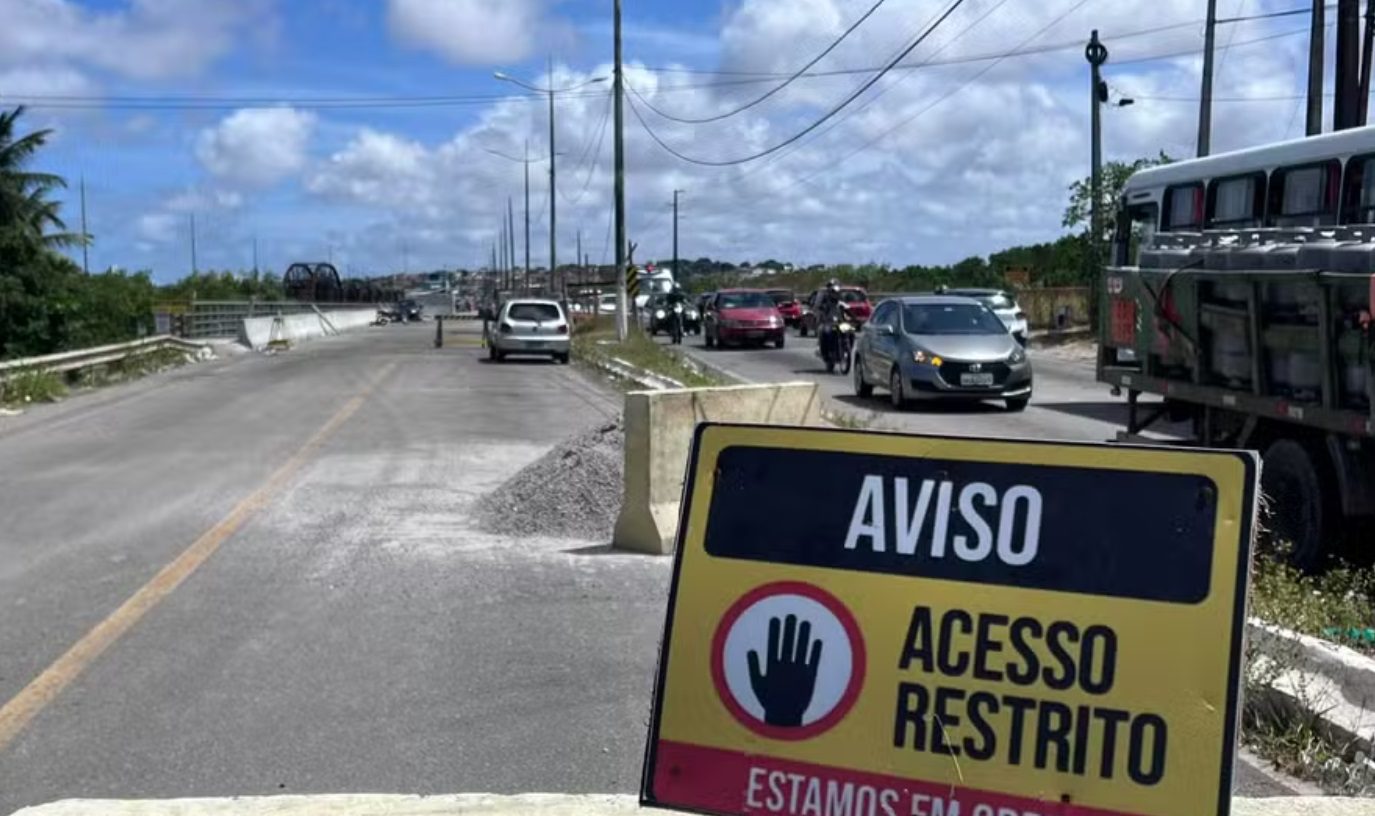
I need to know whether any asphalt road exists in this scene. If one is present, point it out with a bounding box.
[0,323,671,812]
[0,321,1311,810]
[673,330,1176,443]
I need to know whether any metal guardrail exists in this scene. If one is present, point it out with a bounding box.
[155,300,378,339]
[0,335,209,380]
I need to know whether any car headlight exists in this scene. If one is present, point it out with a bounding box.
[686,309,698,319]
[1009,347,1026,364]
[654,310,665,319]
[912,350,942,366]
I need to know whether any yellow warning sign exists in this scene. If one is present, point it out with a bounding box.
[642,424,1257,816]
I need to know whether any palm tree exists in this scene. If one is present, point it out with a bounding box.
[0,106,86,249]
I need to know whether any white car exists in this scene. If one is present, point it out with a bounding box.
[598,293,619,315]
[489,299,571,364]
[943,288,1028,343]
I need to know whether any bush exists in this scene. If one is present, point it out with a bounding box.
[0,368,66,405]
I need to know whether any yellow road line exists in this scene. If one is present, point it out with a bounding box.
[0,362,397,753]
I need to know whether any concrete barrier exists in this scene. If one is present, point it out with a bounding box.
[11,793,1372,816]
[239,309,376,351]
[612,382,823,555]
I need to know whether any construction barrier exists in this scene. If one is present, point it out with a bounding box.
[613,382,823,555]
[239,309,378,351]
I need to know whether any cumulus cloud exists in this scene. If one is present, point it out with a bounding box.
[387,0,546,65]
[196,108,318,187]
[0,0,274,81]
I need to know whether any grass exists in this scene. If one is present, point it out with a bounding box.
[1251,550,1375,653]
[572,317,720,389]
[1242,547,1375,793]
[821,408,877,430]
[0,368,67,407]
[1,346,197,410]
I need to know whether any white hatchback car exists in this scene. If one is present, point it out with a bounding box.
[489,299,571,364]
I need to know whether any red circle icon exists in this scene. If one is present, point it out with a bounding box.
[710,581,866,741]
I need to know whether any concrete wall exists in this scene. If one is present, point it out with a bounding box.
[612,382,823,555]
[239,309,376,351]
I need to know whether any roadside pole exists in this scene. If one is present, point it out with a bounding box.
[672,189,682,285]
[1197,0,1216,157]
[613,0,629,341]
[1086,31,1108,332]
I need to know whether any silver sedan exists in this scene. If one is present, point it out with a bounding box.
[852,295,1032,411]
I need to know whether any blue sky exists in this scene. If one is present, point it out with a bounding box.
[3,0,1325,282]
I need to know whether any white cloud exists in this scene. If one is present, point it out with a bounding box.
[387,0,545,65]
[196,108,318,187]
[137,212,179,244]
[0,0,274,81]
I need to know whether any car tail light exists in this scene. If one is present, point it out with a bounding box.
[557,324,568,334]
[499,322,513,334]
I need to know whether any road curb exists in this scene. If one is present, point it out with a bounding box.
[661,346,747,384]
[13,792,1375,815]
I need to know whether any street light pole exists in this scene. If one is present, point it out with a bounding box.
[548,56,558,298]
[508,196,516,293]
[524,140,531,294]
[613,0,628,340]
[672,189,683,284]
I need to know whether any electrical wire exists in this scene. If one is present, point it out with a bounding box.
[763,0,1095,201]
[634,4,1326,79]
[559,89,614,207]
[630,0,889,124]
[723,0,1014,187]
[628,0,971,167]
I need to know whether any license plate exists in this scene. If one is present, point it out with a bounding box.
[960,372,995,386]
[745,331,764,338]
[524,341,547,350]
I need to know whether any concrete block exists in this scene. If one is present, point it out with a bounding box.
[612,382,822,555]
[238,309,377,350]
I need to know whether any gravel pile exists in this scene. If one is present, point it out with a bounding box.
[475,419,624,541]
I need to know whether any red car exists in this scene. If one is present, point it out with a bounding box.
[704,289,786,349]
[766,289,803,327]
[801,286,872,334]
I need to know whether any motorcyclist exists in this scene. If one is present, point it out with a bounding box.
[815,279,848,362]
[663,283,689,333]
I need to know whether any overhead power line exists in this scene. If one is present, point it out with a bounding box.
[632,0,889,124]
[628,0,971,167]
[635,4,1326,79]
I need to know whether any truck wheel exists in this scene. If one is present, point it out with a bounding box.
[1261,438,1333,571]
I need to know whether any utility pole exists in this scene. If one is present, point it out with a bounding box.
[79,175,89,274]
[576,229,583,293]
[613,0,628,341]
[1338,0,1362,130]
[672,189,683,284]
[524,140,532,295]
[1197,0,1217,156]
[548,55,558,298]
[508,196,517,293]
[252,234,259,275]
[1361,0,1375,124]
[1309,0,1326,135]
[1086,31,1108,288]
[499,218,508,292]
[190,213,198,275]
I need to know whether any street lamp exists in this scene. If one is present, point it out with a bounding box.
[494,67,609,294]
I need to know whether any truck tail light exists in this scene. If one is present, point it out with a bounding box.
[1111,297,1136,347]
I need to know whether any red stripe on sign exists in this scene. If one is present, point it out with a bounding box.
[650,740,1148,816]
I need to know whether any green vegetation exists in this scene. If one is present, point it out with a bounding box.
[1251,551,1375,653]
[157,270,285,302]
[0,368,66,406]
[572,317,719,389]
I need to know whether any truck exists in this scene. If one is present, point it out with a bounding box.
[1098,126,1375,567]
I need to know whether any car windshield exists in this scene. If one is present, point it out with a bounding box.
[767,290,794,304]
[902,303,1007,335]
[975,293,1016,310]
[718,292,775,309]
[840,289,867,303]
[507,303,561,322]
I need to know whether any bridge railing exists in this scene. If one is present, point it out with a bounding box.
[154,300,378,339]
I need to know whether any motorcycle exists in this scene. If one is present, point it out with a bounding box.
[819,307,855,374]
[670,303,685,345]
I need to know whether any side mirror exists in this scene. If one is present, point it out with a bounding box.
[879,324,896,336]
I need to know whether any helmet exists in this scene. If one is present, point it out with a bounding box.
[826,279,840,292]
